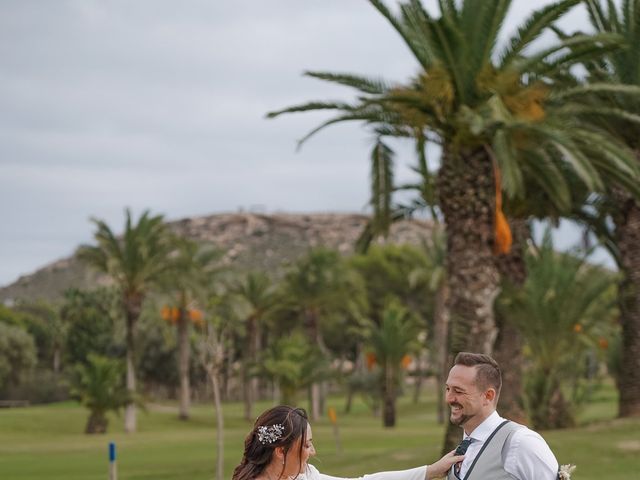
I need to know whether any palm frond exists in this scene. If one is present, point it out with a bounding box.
[520,148,573,212]
[370,139,395,237]
[553,142,604,192]
[532,35,624,78]
[295,112,384,149]
[304,71,392,94]
[572,201,620,264]
[525,122,605,191]
[437,0,458,21]
[372,124,416,139]
[266,101,356,119]
[584,0,610,32]
[414,133,440,220]
[607,0,622,32]
[517,32,621,76]
[551,82,640,100]
[424,14,467,102]
[462,0,512,75]
[622,0,637,34]
[368,0,435,68]
[573,129,640,197]
[627,0,640,39]
[500,0,582,67]
[585,0,640,85]
[491,130,524,198]
[558,104,640,125]
[392,1,467,103]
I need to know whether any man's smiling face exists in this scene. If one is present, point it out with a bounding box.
[445,364,493,434]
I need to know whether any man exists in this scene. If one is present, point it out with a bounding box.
[445,352,558,480]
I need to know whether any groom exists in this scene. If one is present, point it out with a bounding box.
[445,352,558,480]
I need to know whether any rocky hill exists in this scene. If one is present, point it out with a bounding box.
[0,212,435,303]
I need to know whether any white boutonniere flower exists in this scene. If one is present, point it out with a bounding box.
[558,464,576,480]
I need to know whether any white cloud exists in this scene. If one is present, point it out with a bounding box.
[0,0,606,286]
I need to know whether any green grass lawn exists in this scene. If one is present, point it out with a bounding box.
[1,383,638,480]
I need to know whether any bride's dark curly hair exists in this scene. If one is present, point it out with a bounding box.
[232,406,309,480]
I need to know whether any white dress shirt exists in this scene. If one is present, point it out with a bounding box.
[456,410,558,480]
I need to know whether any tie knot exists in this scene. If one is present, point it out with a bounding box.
[455,438,473,455]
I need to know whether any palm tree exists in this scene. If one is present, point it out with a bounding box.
[498,230,618,429]
[162,240,223,421]
[270,0,638,350]
[269,0,640,446]
[77,209,176,433]
[281,247,365,420]
[233,271,278,421]
[366,301,420,427]
[258,333,327,406]
[71,354,128,434]
[575,0,640,418]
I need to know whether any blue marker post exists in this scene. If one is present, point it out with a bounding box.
[109,442,118,480]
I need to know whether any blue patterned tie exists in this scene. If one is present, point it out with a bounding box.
[453,438,472,479]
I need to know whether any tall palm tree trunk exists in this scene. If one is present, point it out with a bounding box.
[243,315,258,421]
[437,147,501,453]
[382,363,396,427]
[432,282,450,424]
[310,384,322,421]
[250,330,260,409]
[613,186,640,417]
[493,218,528,423]
[412,351,424,404]
[124,295,142,433]
[53,347,62,374]
[178,306,191,421]
[305,308,325,421]
[85,410,109,434]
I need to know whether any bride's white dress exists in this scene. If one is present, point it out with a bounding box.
[302,463,427,480]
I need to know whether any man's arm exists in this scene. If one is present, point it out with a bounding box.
[315,451,464,480]
[504,428,559,480]
[318,465,427,480]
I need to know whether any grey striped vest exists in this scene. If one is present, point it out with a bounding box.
[447,420,521,480]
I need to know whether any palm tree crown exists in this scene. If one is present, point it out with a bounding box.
[269,0,640,209]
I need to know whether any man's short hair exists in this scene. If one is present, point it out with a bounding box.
[454,352,502,395]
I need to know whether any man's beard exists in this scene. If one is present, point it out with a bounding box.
[450,412,473,426]
[449,403,474,426]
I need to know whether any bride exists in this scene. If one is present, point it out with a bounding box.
[232,405,463,480]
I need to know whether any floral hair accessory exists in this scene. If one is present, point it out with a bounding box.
[557,464,576,480]
[257,424,285,445]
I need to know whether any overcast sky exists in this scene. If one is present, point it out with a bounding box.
[1,0,611,287]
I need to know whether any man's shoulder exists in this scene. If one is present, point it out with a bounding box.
[492,418,527,438]
[501,421,559,478]
[503,421,554,452]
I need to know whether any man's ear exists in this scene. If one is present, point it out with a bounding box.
[484,388,497,404]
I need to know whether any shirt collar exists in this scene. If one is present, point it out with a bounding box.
[464,410,503,442]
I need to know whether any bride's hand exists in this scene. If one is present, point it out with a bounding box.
[426,450,465,480]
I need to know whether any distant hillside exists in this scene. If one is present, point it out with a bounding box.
[0,212,435,303]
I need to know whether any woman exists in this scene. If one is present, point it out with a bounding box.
[232,405,463,480]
